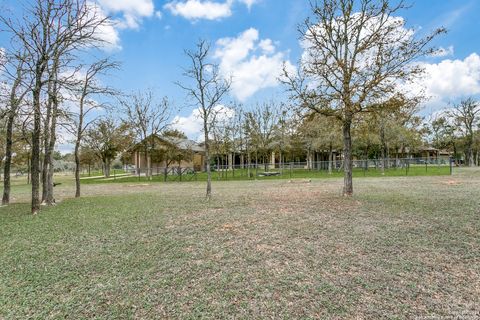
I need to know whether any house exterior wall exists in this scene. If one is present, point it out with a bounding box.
[130,150,205,172]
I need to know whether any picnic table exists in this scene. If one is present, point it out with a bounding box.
[258,171,281,177]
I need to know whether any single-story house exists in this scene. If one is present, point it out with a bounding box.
[128,135,205,172]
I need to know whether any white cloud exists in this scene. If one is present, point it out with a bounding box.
[98,0,155,29]
[88,0,157,50]
[238,0,259,9]
[404,53,480,113]
[172,105,235,140]
[164,0,232,20]
[430,46,454,58]
[214,28,295,101]
[96,23,121,51]
[259,39,275,54]
[86,2,122,51]
[164,0,258,21]
[422,53,480,99]
[172,109,204,139]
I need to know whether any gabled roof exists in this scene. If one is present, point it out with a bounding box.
[162,136,205,153]
[132,134,205,153]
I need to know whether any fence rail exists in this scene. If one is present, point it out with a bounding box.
[1,157,453,184]
[92,157,454,182]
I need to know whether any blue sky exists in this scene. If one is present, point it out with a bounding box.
[2,0,480,144]
[104,1,480,94]
[102,0,480,122]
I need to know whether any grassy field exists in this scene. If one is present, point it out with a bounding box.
[0,169,479,318]
[78,164,451,184]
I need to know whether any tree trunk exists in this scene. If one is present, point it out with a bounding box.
[204,128,212,199]
[2,63,24,205]
[104,160,111,178]
[306,149,311,170]
[146,149,152,180]
[75,94,86,197]
[45,104,57,205]
[27,154,31,185]
[380,124,386,175]
[468,142,474,167]
[1,111,15,205]
[342,119,353,196]
[75,141,81,197]
[105,159,110,178]
[279,149,283,173]
[247,151,251,178]
[31,85,42,215]
[453,143,457,165]
[364,145,369,171]
[44,78,60,205]
[41,94,52,203]
[328,144,333,174]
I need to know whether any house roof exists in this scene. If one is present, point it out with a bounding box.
[131,134,205,153]
[162,136,205,153]
[418,146,439,152]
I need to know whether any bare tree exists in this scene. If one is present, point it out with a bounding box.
[1,0,111,213]
[449,98,480,167]
[177,40,231,199]
[41,51,61,205]
[283,0,444,196]
[1,52,30,205]
[121,90,171,180]
[69,58,119,197]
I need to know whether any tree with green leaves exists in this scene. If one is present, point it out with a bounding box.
[84,119,133,178]
[245,102,280,171]
[448,98,479,167]
[283,0,444,196]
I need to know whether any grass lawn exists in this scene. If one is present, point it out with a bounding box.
[80,164,451,184]
[0,169,479,318]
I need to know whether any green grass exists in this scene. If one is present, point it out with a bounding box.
[80,165,451,184]
[0,169,479,318]
[80,169,126,178]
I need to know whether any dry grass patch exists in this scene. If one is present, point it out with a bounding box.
[0,171,479,318]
